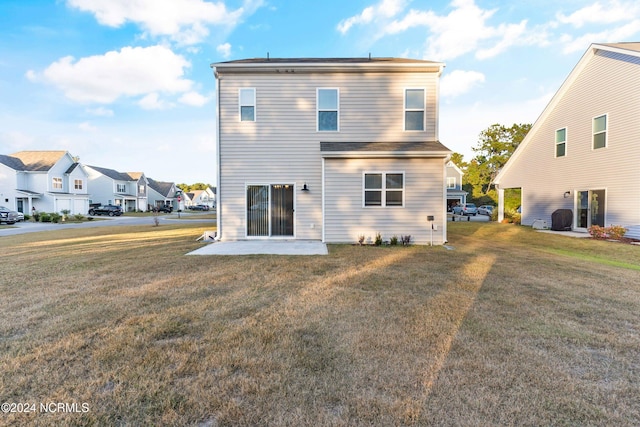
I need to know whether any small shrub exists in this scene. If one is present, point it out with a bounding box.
[74,214,85,221]
[374,232,383,246]
[24,214,31,221]
[32,212,40,222]
[390,235,399,246]
[401,235,412,245]
[357,235,365,245]
[607,225,627,240]
[39,212,51,223]
[50,212,62,223]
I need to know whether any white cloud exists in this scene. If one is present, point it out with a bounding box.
[179,91,209,106]
[440,70,485,98]
[559,19,640,54]
[138,93,173,110]
[337,0,406,34]
[339,0,545,61]
[78,121,97,131]
[33,45,193,104]
[86,107,114,117]
[217,42,232,58]
[556,0,639,28]
[66,0,260,44]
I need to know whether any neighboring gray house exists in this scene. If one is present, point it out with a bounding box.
[147,178,178,210]
[494,42,640,239]
[212,57,452,244]
[85,166,148,212]
[446,161,467,210]
[0,150,89,215]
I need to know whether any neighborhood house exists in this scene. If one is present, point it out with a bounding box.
[212,57,452,245]
[494,42,640,239]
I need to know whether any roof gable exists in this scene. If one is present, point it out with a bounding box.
[8,151,68,172]
[495,42,640,184]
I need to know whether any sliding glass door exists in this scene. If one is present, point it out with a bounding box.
[247,184,294,237]
[576,189,605,230]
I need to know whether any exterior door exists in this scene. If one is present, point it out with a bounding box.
[247,184,294,237]
[576,189,605,230]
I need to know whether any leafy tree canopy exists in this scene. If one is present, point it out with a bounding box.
[177,183,214,192]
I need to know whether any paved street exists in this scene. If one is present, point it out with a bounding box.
[0,213,214,236]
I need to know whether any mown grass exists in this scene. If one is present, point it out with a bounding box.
[0,222,638,426]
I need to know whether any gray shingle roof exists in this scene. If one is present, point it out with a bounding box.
[320,141,451,155]
[87,165,135,181]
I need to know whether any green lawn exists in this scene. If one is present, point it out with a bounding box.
[0,222,638,426]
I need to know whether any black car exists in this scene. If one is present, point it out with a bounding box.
[88,205,123,216]
[155,205,173,213]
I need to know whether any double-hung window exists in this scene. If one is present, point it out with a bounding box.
[74,179,83,190]
[317,88,339,131]
[447,177,456,189]
[555,128,567,157]
[116,183,126,193]
[404,89,425,131]
[52,177,62,190]
[364,172,404,207]
[239,88,256,122]
[593,114,607,149]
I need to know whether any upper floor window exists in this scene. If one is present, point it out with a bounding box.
[593,114,607,149]
[364,172,404,207]
[447,177,457,189]
[74,179,83,190]
[404,89,425,131]
[555,128,567,157]
[52,177,62,190]
[317,88,339,131]
[139,185,145,193]
[116,183,126,193]
[239,88,256,122]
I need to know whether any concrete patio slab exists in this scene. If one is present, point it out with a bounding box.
[187,240,328,255]
[537,229,590,238]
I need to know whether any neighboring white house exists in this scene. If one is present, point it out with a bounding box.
[494,42,640,239]
[0,150,89,215]
[85,166,148,212]
[446,161,467,210]
[212,57,452,244]
[147,178,179,210]
[186,187,216,209]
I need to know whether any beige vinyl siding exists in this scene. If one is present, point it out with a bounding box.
[497,49,640,229]
[218,70,440,241]
[323,157,446,244]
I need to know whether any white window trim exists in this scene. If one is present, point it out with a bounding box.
[239,88,256,122]
[404,88,426,132]
[555,127,567,158]
[316,88,339,132]
[592,113,608,150]
[52,177,63,190]
[74,179,83,190]
[447,177,456,189]
[362,171,405,208]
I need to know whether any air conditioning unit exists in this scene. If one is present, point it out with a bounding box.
[532,219,548,230]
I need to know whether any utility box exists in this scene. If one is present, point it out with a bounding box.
[532,219,548,230]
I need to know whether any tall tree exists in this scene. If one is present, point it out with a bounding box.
[466,123,531,197]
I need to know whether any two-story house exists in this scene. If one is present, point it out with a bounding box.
[186,187,216,209]
[446,161,468,210]
[212,57,452,245]
[494,43,640,239]
[0,150,89,215]
[85,166,148,212]
[147,178,179,210]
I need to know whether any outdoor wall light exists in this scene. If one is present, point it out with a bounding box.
[302,183,309,192]
[564,191,571,198]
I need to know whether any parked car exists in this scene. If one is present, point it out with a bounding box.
[477,205,494,216]
[189,204,210,211]
[88,205,123,216]
[155,205,173,213]
[0,206,19,224]
[452,203,478,216]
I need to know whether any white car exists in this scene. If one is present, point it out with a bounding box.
[477,205,494,216]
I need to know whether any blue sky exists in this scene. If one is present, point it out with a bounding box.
[1,0,639,184]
